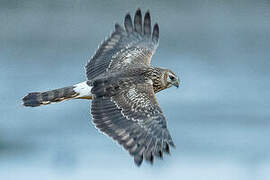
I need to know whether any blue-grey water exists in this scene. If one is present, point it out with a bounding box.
[1,0,270,179]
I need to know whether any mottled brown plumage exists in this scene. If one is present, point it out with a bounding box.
[22,9,180,166]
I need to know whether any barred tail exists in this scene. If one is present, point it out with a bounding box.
[22,82,92,107]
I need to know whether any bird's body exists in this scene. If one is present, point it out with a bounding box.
[90,66,173,96]
[22,9,180,166]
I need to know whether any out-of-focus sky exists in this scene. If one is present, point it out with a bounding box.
[1,0,270,179]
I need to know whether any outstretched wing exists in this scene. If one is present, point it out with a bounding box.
[85,9,159,80]
[91,82,174,166]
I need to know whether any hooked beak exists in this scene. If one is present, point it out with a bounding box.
[173,78,180,88]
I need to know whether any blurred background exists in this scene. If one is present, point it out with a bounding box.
[1,0,270,179]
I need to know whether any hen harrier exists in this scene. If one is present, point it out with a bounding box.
[22,9,179,166]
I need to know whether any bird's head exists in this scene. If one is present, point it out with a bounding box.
[163,69,180,89]
[149,67,180,93]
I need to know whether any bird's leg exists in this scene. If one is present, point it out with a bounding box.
[76,96,92,100]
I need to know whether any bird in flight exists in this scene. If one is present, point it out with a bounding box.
[22,9,180,166]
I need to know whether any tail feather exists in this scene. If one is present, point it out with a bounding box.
[22,92,43,107]
[22,82,92,107]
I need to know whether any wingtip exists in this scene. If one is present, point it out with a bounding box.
[124,12,132,23]
[145,10,150,18]
[152,23,159,42]
[153,23,159,31]
[124,13,133,33]
[135,8,142,18]
[125,12,131,18]
[154,150,163,159]
[136,8,141,14]
[115,23,120,28]
[170,141,176,148]
[114,23,124,33]
[143,10,151,35]
[134,8,143,33]
[134,155,143,167]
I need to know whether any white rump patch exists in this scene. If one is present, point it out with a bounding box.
[73,81,92,98]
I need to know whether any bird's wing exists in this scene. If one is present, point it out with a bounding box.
[85,9,159,80]
[91,82,174,166]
